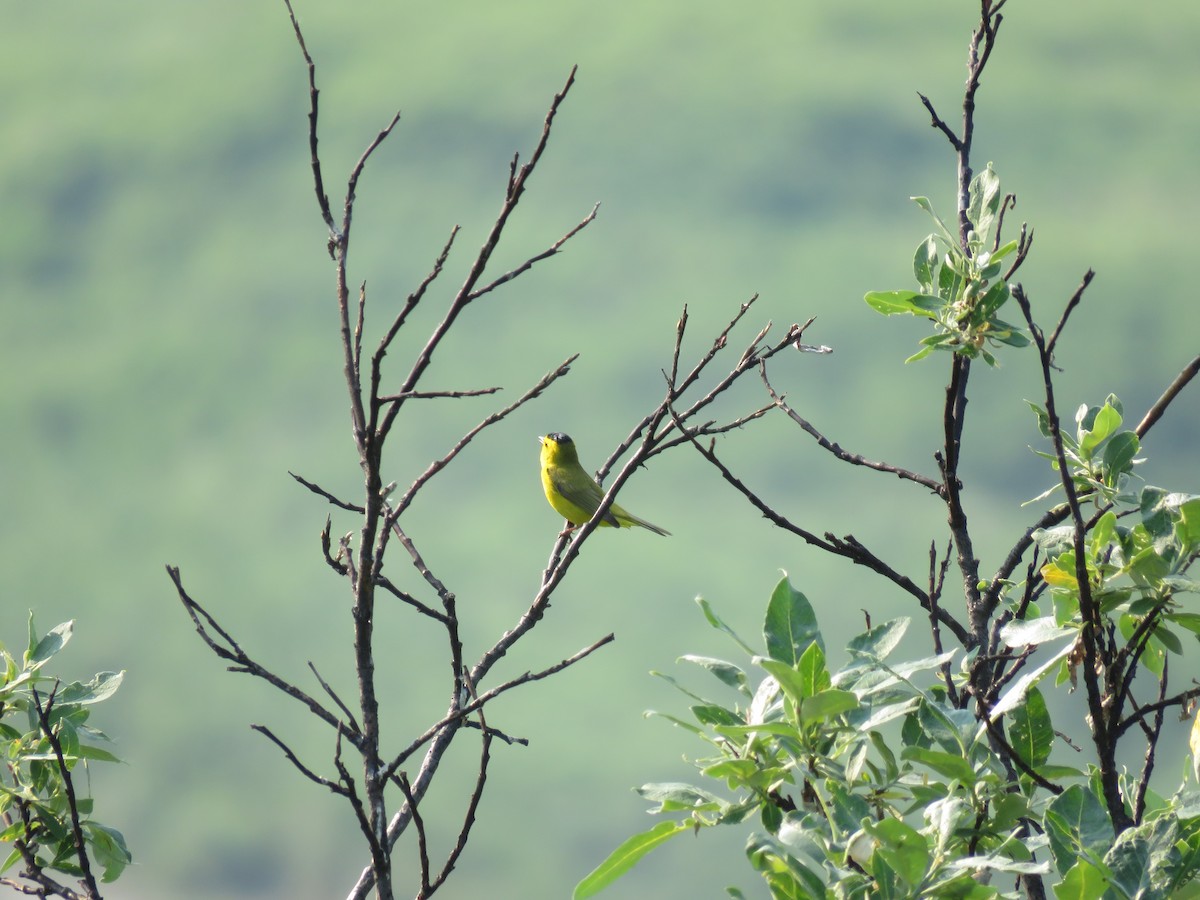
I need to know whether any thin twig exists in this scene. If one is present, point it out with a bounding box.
[1136,354,1200,439]
[290,472,365,513]
[253,724,349,795]
[761,365,945,496]
[30,685,101,900]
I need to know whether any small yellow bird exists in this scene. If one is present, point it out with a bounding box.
[538,433,670,536]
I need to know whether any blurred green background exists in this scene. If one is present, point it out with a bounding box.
[3,1,1198,897]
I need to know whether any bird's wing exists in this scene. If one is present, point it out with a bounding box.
[550,467,620,526]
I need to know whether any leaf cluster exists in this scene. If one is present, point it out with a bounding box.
[0,616,130,897]
[578,579,1200,899]
[865,164,1030,366]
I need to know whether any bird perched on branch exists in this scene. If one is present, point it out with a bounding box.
[538,433,670,536]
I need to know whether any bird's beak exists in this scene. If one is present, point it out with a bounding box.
[537,435,545,445]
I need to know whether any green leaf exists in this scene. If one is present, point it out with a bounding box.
[58,670,124,706]
[695,597,755,656]
[82,821,131,882]
[976,279,1010,319]
[1026,400,1053,439]
[77,744,123,764]
[27,620,73,668]
[999,616,1075,648]
[573,820,691,898]
[917,700,976,754]
[637,782,724,813]
[757,658,813,708]
[900,746,976,784]
[967,163,1002,244]
[847,617,909,660]
[745,832,828,897]
[1008,687,1052,768]
[868,817,930,887]
[1104,829,1152,898]
[864,290,942,318]
[798,689,859,726]
[911,196,957,245]
[691,704,744,729]
[1053,858,1109,899]
[763,577,822,666]
[1044,785,1114,876]
[1166,612,1200,636]
[904,344,937,364]
[1101,431,1139,485]
[1078,402,1122,461]
[701,758,760,785]
[913,236,941,292]
[679,655,750,695]
[795,642,830,698]
[1179,497,1200,548]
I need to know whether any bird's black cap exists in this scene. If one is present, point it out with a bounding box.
[546,432,573,444]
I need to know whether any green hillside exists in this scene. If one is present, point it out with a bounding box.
[2,2,1197,897]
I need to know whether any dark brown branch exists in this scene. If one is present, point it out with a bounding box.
[1012,283,1128,830]
[332,729,386,884]
[928,540,959,704]
[1136,354,1200,439]
[1044,270,1094,360]
[917,92,963,151]
[309,661,362,737]
[669,407,973,647]
[387,67,581,414]
[1114,686,1200,738]
[983,714,1062,795]
[167,565,360,750]
[290,471,364,513]
[374,574,449,623]
[282,0,334,233]
[253,724,349,795]
[30,685,101,900]
[375,226,459,363]
[761,365,945,496]
[378,386,502,403]
[467,202,600,302]
[384,633,615,782]
[397,773,433,897]
[427,691,495,898]
[1132,659,1169,823]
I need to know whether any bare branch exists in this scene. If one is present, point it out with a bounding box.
[167,565,358,749]
[253,724,349,795]
[282,0,334,232]
[761,364,945,496]
[309,661,362,736]
[917,92,962,151]
[1136,353,1200,439]
[668,407,973,647]
[467,202,600,301]
[389,67,581,407]
[378,386,502,403]
[1044,270,1094,360]
[30,685,101,900]
[290,471,364,513]
[384,633,615,782]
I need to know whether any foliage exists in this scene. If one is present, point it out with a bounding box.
[578,578,1200,899]
[0,616,130,898]
[865,164,1029,366]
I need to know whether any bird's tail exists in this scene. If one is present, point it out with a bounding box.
[626,514,670,536]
